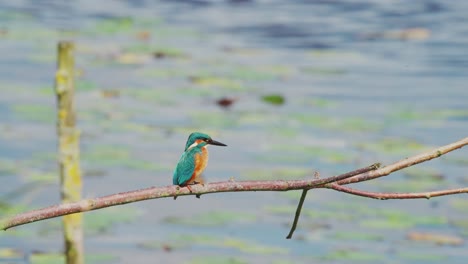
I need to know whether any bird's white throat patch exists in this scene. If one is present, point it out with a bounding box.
[188,140,207,151]
[187,141,199,150]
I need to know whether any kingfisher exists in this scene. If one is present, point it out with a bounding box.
[173,132,227,196]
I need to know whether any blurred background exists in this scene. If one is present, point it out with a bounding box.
[0,0,467,263]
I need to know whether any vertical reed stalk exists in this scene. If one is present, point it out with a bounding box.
[55,41,84,264]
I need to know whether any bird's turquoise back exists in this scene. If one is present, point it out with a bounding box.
[173,145,204,185]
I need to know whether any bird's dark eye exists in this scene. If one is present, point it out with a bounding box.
[204,138,211,142]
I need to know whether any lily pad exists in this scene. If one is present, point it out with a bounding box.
[261,94,285,106]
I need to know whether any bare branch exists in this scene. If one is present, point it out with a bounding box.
[337,137,468,185]
[328,183,468,200]
[1,170,363,231]
[1,137,467,235]
[286,163,380,239]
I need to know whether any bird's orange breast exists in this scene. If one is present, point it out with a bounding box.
[187,146,208,185]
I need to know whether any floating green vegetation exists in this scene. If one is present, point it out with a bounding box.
[388,108,468,122]
[84,207,141,235]
[265,205,355,221]
[125,44,186,58]
[190,112,238,128]
[450,198,468,212]
[76,79,97,91]
[122,88,174,105]
[222,238,288,254]
[442,156,468,166]
[402,167,444,181]
[31,252,116,264]
[320,249,383,262]
[139,67,188,78]
[266,144,354,164]
[360,209,447,230]
[82,145,168,171]
[261,94,285,106]
[396,251,447,262]
[190,256,248,264]
[11,104,54,123]
[190,76,245,90]
[355,137,428,156]
[94,17,134,34]
[331,231,384,241]
[432,109,468,120]
[389,109,425,121]
[237,112,276,127]
[170,234,287,254]
[301,66,346,75]
[227,65,291,81]
[242,168,311,180]
[0,158,17,176]
[303,97,337,108]
[164,211,256,227]
[0,248,23,259]
[374,179,442,193]
[293,114,381,132]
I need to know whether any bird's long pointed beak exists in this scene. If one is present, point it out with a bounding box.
[208,139,227,147]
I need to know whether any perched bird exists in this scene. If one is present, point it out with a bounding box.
[173,132,227,197]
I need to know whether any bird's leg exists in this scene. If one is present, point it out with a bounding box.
[187,182,202,199]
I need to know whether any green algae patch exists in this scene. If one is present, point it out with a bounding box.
[397,251,448,262]
[190,111,239,128]
[84,207,141,235]
[361,210,448,230]
[402,167,445,181]
[31,252,116,264]
[374,179,443,193]
[293,114,381,132]
[190,76,245,90]
[190,256,248,264]
[301,66,346,76]
[355,137,428,156]
[164,211,256,227]
[332,231,384,241]
[320,249,383,262]
[169,234,287,254]
[12,104,55,123]
[222,238,288,254]
[242,168,311,180]
[265,144,354,164]
[450,198,468,212]
[83,144,167,171]
[261,94,285,106]
[94,17,134,34]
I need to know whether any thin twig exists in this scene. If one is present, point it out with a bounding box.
[328,183,468,199]
[286,163,380,239]
[286,190,308,239]
[337,137,468,185]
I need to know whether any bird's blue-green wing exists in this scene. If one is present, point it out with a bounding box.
[173,152,195,185]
